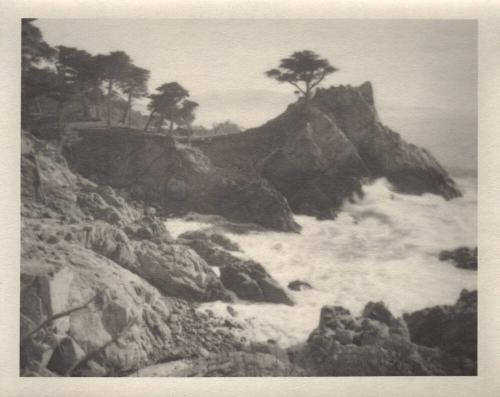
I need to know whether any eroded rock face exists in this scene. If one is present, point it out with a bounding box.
[63,129,299,232]
[20,132,245,376]
[313,83,461,199]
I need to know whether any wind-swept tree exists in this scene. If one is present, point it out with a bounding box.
[21,19,56,72]
[265,50,338,106]
[21,19,57,121]
[175,99,198,144]
[145,82,190,134]
[95,51,133,126]
[118,66,150,126]
[55,46,97,119]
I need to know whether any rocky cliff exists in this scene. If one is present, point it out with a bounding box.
[63,128,298,232]
[20,131,293,376]
[195,82,461,218]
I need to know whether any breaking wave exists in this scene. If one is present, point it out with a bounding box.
[166,176,477,347]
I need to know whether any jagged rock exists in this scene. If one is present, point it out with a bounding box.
[288,280,313,291]
[194,82,460,219]
[313,83,461,199]
[179,236,293,305]
[439,247,477,270]
[403,289,477,363]
[47,337,85,375]
[293,293,475,376]
[63,130,299,232]
[220,259,294,306]
[134,241,232,302]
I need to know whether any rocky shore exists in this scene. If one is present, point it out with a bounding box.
[21,83,475,377]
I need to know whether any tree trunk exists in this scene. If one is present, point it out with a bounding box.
[305,83,311,109]
[121,92,132,125]
[80,92,90,120]
[144,110,155,132]
[168,120,175,135]
[106,79,113,127]
[79,82,90,119]
[157,116,165,133]
[94,82,101,120]
[56,101,64,129]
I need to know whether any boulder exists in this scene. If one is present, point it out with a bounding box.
[134,241,232,302]
[179,236,293,305]
[288,280,313,291]
[219,259,294,306]
[403,289,477,362]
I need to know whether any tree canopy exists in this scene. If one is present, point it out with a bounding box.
[265,50,338,104]
[145,82,193,133]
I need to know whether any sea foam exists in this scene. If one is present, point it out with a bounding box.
[166,177,477,347]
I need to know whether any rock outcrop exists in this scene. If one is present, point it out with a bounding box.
[195,82,461,218]
[403,289,477,368]
[63,128,299,232]
[292,292,477,376]
[439,247,477,270]
[20,132,245,376]
[178,232,293,305]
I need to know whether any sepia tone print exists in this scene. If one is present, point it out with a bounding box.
[20,19,477,377]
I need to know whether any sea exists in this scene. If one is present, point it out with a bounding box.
[165,175,477,347]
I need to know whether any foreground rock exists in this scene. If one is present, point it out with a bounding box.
[403,289,477,367]
[288,280,313,291]
[195,82,460,218]
[292,293,476,376]
[63,129,299,232]
[21,132,244,376]
[439,247,477,270]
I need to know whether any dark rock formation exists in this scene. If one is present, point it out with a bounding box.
[179,235,293,305]
[439,247,477,270]
[293,292,476,376]
[194,82,460,218]
[63,128,299,232]
[288,280,313,291]
[220,259,294,306]
[403,289,477,366]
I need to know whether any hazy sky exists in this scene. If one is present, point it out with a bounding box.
[35,19,477,170]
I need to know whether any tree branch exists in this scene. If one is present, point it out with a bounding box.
[286,81,306,95]
[310,71,327,90]
[21,295,97,344]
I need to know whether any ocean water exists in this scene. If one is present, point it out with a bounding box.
[165,177,477,347]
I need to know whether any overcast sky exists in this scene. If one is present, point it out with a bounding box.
[35,19,477,170]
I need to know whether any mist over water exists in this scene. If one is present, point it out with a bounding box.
[166,176,477,347]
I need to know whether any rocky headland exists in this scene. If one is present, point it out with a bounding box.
[20,83,475,377]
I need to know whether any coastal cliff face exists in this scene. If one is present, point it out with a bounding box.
[195,82,461,218]
[63,129,298,232]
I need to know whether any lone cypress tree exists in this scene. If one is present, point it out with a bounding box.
[265,50,338,107]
